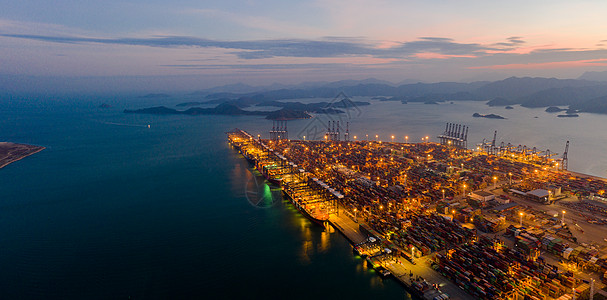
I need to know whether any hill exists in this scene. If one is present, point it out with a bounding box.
[570,96,607,114]
[474,77,598,100]
[518,85,607,107]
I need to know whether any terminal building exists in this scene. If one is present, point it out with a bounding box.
[467,190,495,207]
[470,191,495,202]
[526,189,551,203]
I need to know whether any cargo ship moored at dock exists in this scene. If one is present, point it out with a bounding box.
[227,129,339,227]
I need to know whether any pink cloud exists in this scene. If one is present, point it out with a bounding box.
[414,52,477,59]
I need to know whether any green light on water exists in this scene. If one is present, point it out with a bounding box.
[262,184,273,205]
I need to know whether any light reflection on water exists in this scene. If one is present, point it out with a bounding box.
[319,230,330,253]
[234,155,410,298]
[300,240,313,265]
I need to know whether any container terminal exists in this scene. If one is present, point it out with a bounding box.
[227,125,607,300]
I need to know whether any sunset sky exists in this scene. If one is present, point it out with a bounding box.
[2,0,607,91]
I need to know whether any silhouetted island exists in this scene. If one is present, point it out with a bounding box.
[175,97,368,115]
[99,103,111,108]
[545,106,566,113]
[262,100,367,113]
[265,109,312,120]
[472,113,506,119]
[124,103,312,120]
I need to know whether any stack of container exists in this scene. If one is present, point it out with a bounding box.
[388,213,475,257]
[514,236,540,259]
[545,237,567,256]
[474,215,506,233]
[436,235,574,299]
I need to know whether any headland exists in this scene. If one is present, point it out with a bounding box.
[0,142,45,169]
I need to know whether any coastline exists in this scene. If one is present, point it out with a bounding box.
[0,142,46,169]
[565,170,607,182]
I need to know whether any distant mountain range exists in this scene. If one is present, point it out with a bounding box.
[132,75,607,116]
[190,76,607,114]
[197,81,487,102]
[578,71,607,82]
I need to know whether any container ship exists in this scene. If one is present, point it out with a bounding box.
[283,186,330,226]
[228,129,338,227]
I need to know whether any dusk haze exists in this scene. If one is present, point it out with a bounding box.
[2,1,607,300]
[3,0,607,91]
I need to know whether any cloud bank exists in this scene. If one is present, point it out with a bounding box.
[1,33,520,60]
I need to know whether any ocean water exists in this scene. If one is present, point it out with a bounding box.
[1,93,606,299]
[0,94,408,299]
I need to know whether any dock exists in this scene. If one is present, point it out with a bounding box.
[228,128,607,300]
[328,206,472,300]
[228,129,471,299]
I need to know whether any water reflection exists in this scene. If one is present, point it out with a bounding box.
[228,146,407,297]
[231,156,281,208]
[319,230,330,253]
[300,240,313,265]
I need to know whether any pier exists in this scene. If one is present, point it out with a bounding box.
[228,128,607,300]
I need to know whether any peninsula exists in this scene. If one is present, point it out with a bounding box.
[0,142,45,169]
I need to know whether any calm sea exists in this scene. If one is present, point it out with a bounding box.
[1,93,605,299]
[0,94,408,299]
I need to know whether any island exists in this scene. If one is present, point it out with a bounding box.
[472,113,506,119]
[99,103,111,108]
[125,103,312,120]
[0,142,45,168]
[505,106,514,109]
[558,114,579,118]
[255,99,369,113]
[546,106,566,113]
[486,97,514,107]
[265,109,312,120]
[371,96,391,101]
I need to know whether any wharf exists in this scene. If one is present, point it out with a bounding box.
[228,129,473,299]
[328,207,366,244]
[329,208,472,300]
[230,129,607,299]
